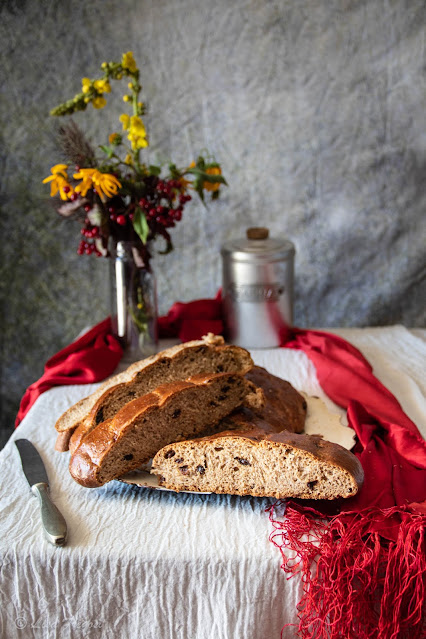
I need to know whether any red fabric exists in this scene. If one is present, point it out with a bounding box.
[285,328,421,437]
[268,502,426,639]
[15,317,123,427]
[158,291,224,342]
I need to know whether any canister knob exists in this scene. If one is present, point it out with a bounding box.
[246,227,269,240]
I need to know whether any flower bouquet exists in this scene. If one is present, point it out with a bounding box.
[43,51,226,358]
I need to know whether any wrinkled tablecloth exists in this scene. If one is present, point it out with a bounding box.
[0,326,424,639]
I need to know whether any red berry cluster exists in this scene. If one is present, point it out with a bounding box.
[75,177,192,257]
[77,216,103,255]
[108,199,128,226]
[139,179,192,233]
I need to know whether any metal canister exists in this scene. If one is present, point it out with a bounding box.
[221,227,295,348]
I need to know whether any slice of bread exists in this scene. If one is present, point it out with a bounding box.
[151,423,364,499]
[69,372,257,488]
[55,334,253,451]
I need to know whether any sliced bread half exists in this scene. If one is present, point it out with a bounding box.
[151,424,364,499]
[56,334,253,451]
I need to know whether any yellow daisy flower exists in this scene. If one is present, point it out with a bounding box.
[73,168,94,197]
[42,164,74,200]
[73,168,121,199]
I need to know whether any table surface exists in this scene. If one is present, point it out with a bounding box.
[0,325,424,639]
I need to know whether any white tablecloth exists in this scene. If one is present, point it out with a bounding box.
[0,326,424,639]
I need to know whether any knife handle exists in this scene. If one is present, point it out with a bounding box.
[31,483,68,546]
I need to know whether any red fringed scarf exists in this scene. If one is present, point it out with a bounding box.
[267,328,426,638]
[268,502,425,638]
[16,301,426,637]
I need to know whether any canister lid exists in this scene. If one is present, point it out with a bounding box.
[221,227,295,262]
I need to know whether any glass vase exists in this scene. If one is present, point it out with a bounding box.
[110,241,158,363]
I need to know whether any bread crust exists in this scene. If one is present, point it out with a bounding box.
[230,366,307,434]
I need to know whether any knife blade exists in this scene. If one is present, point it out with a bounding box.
[15,439,68,546]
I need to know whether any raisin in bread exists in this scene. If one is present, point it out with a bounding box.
[151,422,364,499]
[56,334,253,452]
[69,372,257,488]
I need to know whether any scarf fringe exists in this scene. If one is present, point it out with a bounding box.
[268,501,426,639]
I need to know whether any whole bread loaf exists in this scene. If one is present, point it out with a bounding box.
[151,422,364,499]
[69,372,257,488]
[56,334,253,451]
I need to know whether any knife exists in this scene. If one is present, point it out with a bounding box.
[15,439,68,546]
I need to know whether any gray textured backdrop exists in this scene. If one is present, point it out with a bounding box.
[1,0,425,443]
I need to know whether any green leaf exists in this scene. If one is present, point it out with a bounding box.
[148,164,161,177]
[99,145,114,159]
[132,207,149,244]
[168,163,180,179]
[194,178,205,203]
[185,167,227,186]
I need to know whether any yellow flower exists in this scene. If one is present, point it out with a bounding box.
[119,113,130,130]
[95,171,122,198]
[108,132,120,144]
[130,116,146,134]
[73,168,94,197]
[92,96,107,109]
[203,166,222,192]
[94,79,111,93]
[81,77,91,94]
[123,95,130,102]
[178,175,193,190]
[124,154,133,165]
[42,164,74,200]
[122,51,137,73]
[73,168,121,199]
[127,115,148,150]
